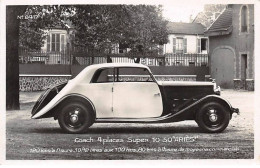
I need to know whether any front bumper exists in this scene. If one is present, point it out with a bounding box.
[214,86,221,95]
[231,107,240,115]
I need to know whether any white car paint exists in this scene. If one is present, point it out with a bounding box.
[113,82,163,118]
[32,63,156,119]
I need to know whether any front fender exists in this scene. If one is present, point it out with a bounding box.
[195,95,239,115]
[165,95,239,122]
[193,95,233,111]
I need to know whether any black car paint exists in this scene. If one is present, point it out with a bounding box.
[31,82,67,117]
[159,85,216,116]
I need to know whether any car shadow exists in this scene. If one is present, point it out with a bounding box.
[27,125,232,134]
[86,126,201,134]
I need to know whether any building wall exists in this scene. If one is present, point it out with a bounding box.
[208,4,254,90]
[164,34,208,54]
[20,75,71,91]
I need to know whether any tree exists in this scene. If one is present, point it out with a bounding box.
[70,5,168,54]
[7,5,67,109]
[6,6,27,110]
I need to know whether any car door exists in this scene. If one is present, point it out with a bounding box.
[88,67,114,118]
[112,67,163,118]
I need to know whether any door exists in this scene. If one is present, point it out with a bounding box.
[88,68,114,118]
[113,67,163,118]
[211,48,234,88]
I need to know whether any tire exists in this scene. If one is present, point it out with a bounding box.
[196,102,230,133]
[58,102,94,133]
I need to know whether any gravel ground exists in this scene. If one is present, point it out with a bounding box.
[6,89,254,160]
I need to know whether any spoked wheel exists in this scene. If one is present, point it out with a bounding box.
[196,102,230,133]
[58,102,94,133]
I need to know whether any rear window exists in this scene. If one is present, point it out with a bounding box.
[91,68,114,83]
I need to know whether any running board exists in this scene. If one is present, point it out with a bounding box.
[95,113,173,123]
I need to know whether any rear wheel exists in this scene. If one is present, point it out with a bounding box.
[58,102,94,133]
[196,102,230,133]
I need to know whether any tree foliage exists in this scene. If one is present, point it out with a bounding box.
[70,5,168,51]
[19,5,169,52]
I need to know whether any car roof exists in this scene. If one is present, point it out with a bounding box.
[88,63,149,69]
[73,63,150,83]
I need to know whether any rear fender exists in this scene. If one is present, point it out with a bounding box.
[38,94,96,120]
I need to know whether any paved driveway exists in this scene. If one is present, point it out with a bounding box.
[6,90,254,159]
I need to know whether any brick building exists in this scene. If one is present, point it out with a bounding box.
[205,4,254,90]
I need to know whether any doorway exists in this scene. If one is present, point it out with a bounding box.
[211,48,234,88]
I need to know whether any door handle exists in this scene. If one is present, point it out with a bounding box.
[154,93,160,96]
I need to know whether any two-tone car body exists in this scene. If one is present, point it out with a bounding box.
[32,63,239,133]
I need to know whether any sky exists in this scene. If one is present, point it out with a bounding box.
[162,3,205,22]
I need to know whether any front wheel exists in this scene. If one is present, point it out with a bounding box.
[196,102,230,133]
[58,102,94,133]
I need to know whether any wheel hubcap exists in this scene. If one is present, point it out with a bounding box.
[208,109,218,122]
[69,110,80,123]
[70,115,78,123]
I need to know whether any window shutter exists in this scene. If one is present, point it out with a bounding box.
[51,34,55,51]
[197,38,201,53]
[183,38,187,53]
[56,34,60,52]
[47,35,50,52]
[61,35,65,52]
[173,38,176,53]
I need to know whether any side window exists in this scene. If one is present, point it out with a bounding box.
[92,68,114,83]
[116,67,153,82]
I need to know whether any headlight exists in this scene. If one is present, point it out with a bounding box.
[214,85,221,95]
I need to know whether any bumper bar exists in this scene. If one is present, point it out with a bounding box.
[231,107,240,115]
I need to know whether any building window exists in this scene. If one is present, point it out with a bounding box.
[241,5,248,32]
[241,54,248,80]
[197,38,208,54]
[201,38,208,54]
[47,33,66,52]
[176,38,183,53]
[173,38,187,54]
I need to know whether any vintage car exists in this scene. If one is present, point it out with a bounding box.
[32,63,239,133]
